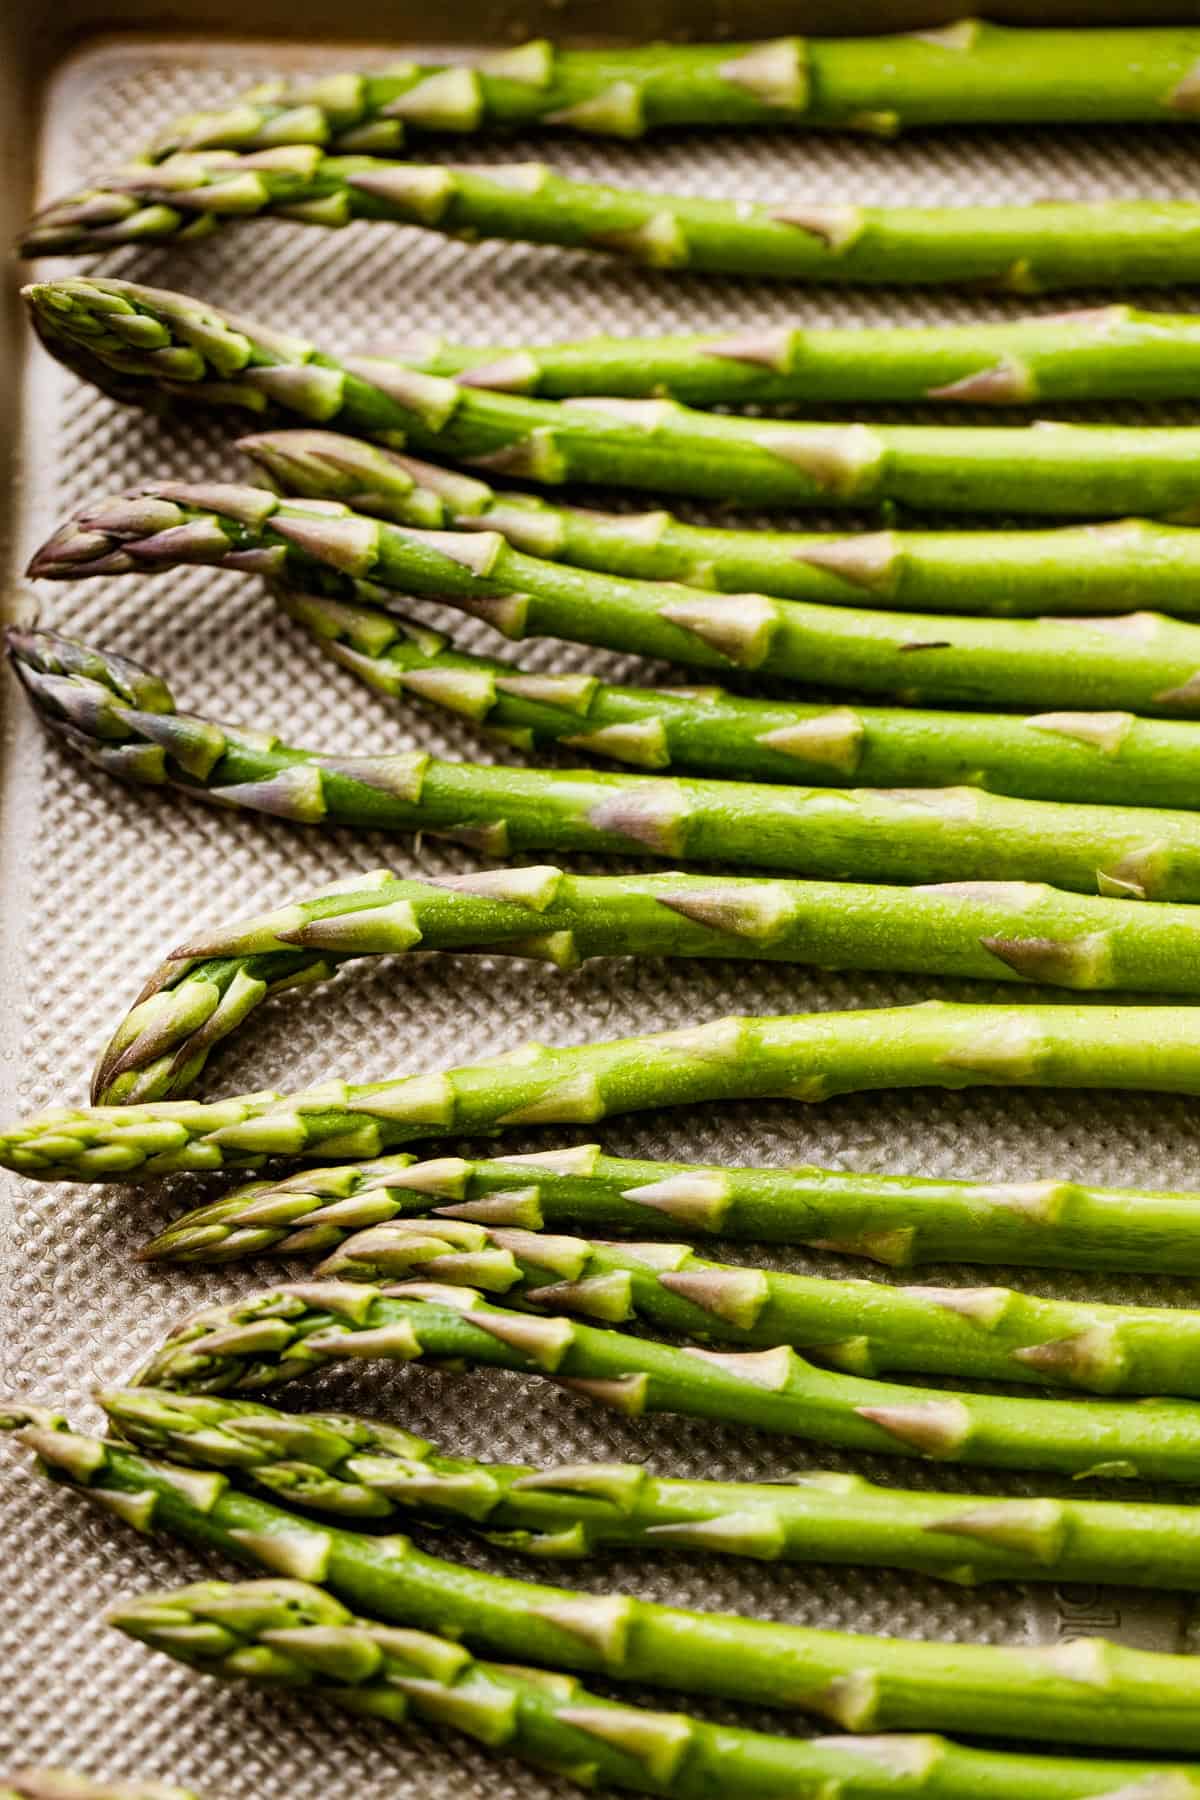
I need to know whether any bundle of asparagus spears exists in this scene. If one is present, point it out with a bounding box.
[16,19,1200,1799]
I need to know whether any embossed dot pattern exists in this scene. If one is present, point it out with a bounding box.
[2,35,1200,1792]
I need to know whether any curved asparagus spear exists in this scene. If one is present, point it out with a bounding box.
[10,1000,1200,1183]
[31,279,1200,620]
[0,1781,199,1800]
[14,1413,1200,1751]
[18,626,1200,907]
[287,587,1200,806]
[21,149,1200,296]
[134,1279,1200,1485]
[141,1143,1200,1278]
[131,25,1200,161]
[94,858,1200,1108]
[316,308,1200,407]
[98,1384,1200,1589]
[113,1578,1200,1800]
[313,1218,1200,1395]
[32,485,1200,717]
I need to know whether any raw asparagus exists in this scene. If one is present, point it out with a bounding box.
[32,278,1200,619]
[323,309,1200,407]
[141,1142,1200,1279]
[14,1412,1200,1750]
[287,586,1200,805]
[133,25,1200,160]
[113,1578,1200,1800]
[22,149,1200,296]
[257,430,1200,618]
[9,1001,1200,1184]
[99,1384,1200,1587]
[94,859,1200,1109]
[313,1218,1200,1395]
[133,1278,1200,1485]
[32,485,1200,717]
[0,1781,199,1800]
[20,626,1200,905]
[34,333,1200,516]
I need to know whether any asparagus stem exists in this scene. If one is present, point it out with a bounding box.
[93,854,1200,1109]
[111,1576,1200,1800]
[1,1780,198,1800]
[31,278,1200,618]
[141,1142,1200,1279]
[32,478,1200,716]
[98,1384,1200,1589]
[308,1218,1200,1396]
[130,1279,1200,1486]
[14,1413,1200,1752]
[9,1000,1200,1183]
[20,147,1200,295]
[132,25,1200,161]
[18,626,1200,908]
[286,586,1200,809]
[326,308,1200,407]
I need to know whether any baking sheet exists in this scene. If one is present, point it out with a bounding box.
[4,31,1200,1793]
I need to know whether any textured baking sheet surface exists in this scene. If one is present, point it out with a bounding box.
[4,34,1200,1792]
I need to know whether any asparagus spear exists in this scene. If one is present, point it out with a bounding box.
[94,857,1200,1109]
[14,1412,1200,1751]
[21,148,1200,295]
[311,1218,1200,1395]
[31,279,1200,620]
[34,331,1200,517]
[113,1578,1200,1800]
[1,1780,198,1800]
[10,1000,1200,1183]
[287,586,1200,806]
[131,25,1200,160]
[96,1383,1200,1588]
[132,1278,1200,1484]
[18,625,1200,906]
[32,484,1200,717]
[314,308,1200,407]
[141,1143,1200,1279]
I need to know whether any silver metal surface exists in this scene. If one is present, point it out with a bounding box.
[3,7,1200,1792]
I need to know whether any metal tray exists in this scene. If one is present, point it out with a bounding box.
[4,3,1200,1791]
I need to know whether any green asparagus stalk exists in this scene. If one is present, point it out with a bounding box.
[21,147,1200,296]
[33,318,1200,517]
[255,430,1200,619]
[311,1217,1200,1395]
[94,856,1200,1109]
[14,1412,1200,1752]
[33,482,1200,717]
[132,1278,1200,1485]
[20,625,1200,906]
[97,1384,1200,1588]
[9,999,1200,1183]
[286,586,1200,806]
[140,1142,1200,1279]
[131,25,1200,161]
[0,1780,199,1800]
[32,279,1200,620]
[318,308,1200,407]
[112,1578,1200,1800]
